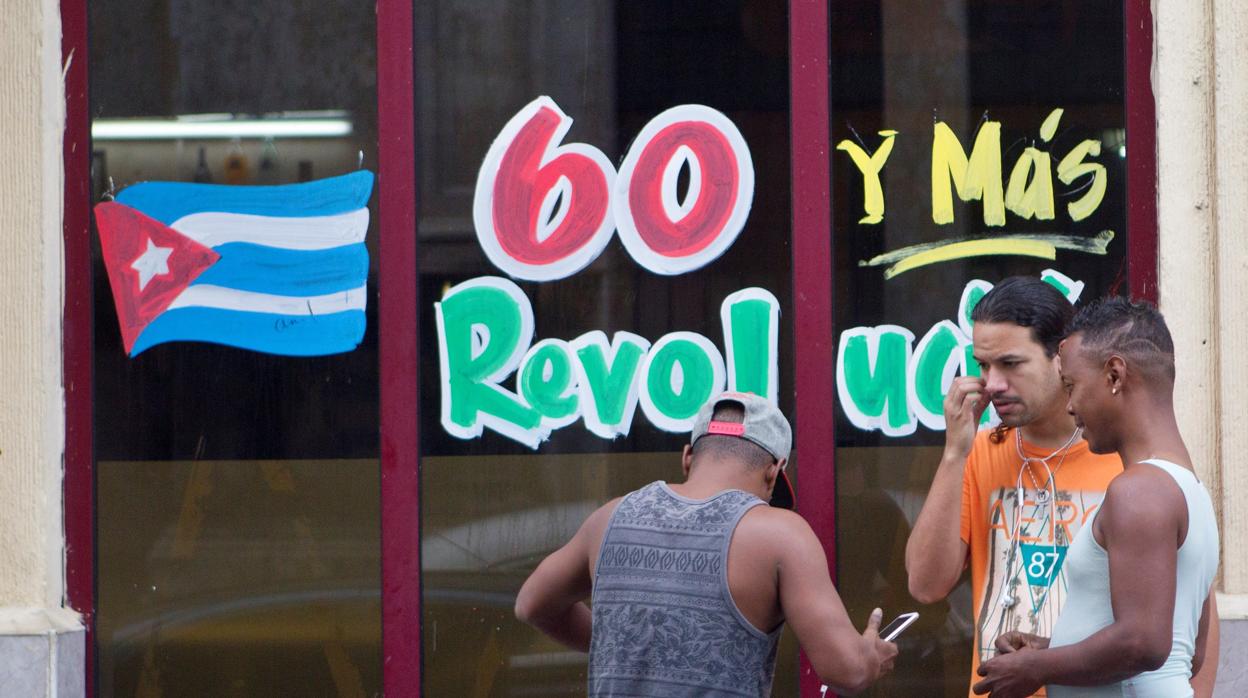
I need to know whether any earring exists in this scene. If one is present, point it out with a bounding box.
[1111,388,1118,395]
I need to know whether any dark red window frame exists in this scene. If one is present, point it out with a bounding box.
[788,2,835,696]
[60,2,1158,696]
[1125,1,1159,303]
[376,0,421,694]
[62,0,92,690]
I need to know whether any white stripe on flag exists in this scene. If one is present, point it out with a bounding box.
[170,208,369,250]
[168,284,367,315]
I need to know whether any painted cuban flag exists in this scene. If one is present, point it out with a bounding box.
[94,171,373,357]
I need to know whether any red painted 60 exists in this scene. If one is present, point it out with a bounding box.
[473,96,755,280]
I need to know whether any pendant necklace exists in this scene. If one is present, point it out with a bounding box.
[1015,426,1082,503]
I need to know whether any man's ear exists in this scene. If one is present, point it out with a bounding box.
[1106,354,1127,394]
[764,458,785,489]
[681,444,694,478]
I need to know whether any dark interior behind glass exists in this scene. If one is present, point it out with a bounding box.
[830,2,1126,695]
[415,1,797,695]
[90,1,381,694]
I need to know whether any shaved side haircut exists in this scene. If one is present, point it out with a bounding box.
[691,401,775,470]
[1067,296,1176,384]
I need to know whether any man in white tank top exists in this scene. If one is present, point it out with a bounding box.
[972,297,1219,698]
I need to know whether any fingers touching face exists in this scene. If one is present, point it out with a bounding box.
[971,322,1063,427]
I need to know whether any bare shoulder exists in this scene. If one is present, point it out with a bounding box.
[735,506,823,561]
[1102,467,1185,528]
[739,505,815,533]
[581,496,624,543]
[578,496,624,567]
[1106,465,1184,504]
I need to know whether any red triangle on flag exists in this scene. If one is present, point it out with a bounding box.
[94,201,220,354]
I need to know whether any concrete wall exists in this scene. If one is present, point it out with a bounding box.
[0,0,84,693]
[1155,0,1248,695]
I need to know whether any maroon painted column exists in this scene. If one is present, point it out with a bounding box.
[377,0,422,695]
[61,0,95,694]
[1125,0,1159,302]
[790,1,836,696]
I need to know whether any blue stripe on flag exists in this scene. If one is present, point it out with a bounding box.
[190,242,369,296]
[116,171,374,224]
[131,307,366,356]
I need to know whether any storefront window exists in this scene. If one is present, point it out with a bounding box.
[76,1,1141,694]
[414,1,798,694]
[829,2,1128,695]
[89,1,381,694]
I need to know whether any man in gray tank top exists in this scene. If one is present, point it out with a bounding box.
[972,298,1220,698]
[516,391,898,696]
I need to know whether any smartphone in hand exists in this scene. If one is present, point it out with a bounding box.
[879,611,919,641]
[819,612,919,695]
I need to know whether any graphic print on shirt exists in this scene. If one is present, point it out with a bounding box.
[975,486,1105,662]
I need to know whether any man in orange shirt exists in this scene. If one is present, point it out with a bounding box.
[903,276,1217,697]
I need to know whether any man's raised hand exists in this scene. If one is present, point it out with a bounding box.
[943,376,989,458]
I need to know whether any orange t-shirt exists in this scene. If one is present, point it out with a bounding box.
[959,427,1121,697]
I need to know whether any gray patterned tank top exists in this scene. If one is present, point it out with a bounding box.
[589,481,781,697]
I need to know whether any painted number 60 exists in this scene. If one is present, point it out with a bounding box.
[473,96,755,281]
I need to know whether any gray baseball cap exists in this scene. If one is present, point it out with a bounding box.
[690,391,794,507]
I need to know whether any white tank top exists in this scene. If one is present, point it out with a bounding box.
[1047,459,1219,698]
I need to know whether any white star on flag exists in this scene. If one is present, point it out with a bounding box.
[131,237,173,291]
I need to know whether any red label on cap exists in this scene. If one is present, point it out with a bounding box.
[707,421,746,436]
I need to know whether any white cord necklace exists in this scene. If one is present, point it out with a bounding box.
[997,425,1084,612]
[1014,426,1081,503]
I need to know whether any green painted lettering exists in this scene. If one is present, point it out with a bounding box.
[646,339,717,421]
[436,280,541,443]
[836,326,915,436]
[519,340,578,421]
[722,289,779,400]
[575,332,647,434]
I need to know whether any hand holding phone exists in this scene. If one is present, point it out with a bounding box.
[819,611,917,695]
[879,611,919,641]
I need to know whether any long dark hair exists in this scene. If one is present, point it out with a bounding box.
[970,276,1074,442]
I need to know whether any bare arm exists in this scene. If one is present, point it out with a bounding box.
[905,376,983,603]
[777,511,897,695]
[1191,592,1218,698]
[514,499,618,652]
[974,473,1182,695]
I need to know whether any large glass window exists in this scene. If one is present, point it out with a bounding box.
[829,2,1128,695]
[414,2,798,694]
[89,1,381,694]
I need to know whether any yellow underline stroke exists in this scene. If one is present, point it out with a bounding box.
[887,239,1054,279]
[860,231,1115,280]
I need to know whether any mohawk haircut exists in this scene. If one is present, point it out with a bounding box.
[1067,296,1176,383]
[691,401,774,470]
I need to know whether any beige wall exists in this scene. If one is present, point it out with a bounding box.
[0,0,78,631]
[1156,0,1248,613]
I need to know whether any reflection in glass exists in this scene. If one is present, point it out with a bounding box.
[416,1,796,694]
[90,0,381,694]
[830,2,1127,695]
[97,460,380,695]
